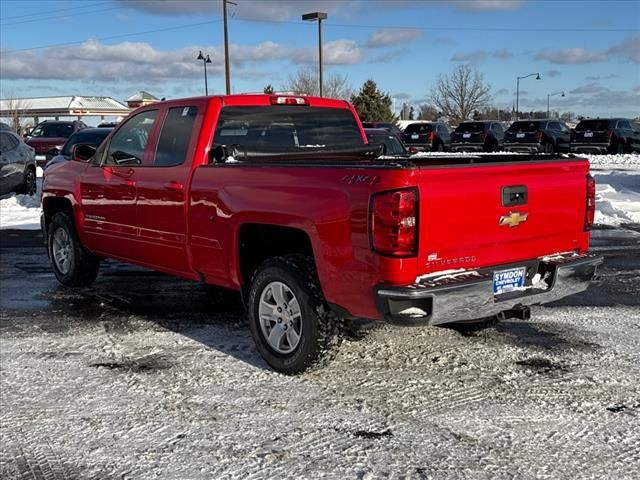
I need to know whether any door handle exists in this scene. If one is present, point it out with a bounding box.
[164,181,184,192]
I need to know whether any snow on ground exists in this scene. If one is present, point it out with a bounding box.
[1,157,638,230]
[0,167,43,230]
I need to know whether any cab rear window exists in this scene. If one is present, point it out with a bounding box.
[213,106,363,150]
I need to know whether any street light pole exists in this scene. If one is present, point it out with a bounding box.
[546,90,565,118]
[516,72,541,120]
[302,12,328,97]
[223,0,237,95]
[197,51,212,95]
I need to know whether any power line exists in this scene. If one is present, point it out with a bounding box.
[2,19,222,54]
[0,0,112,21]
[1,6,123,27]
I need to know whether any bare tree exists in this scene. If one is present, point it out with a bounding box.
[2,94,31,133]
[283,67,354,100]
[430,65,492,124]
[418,104,439,121]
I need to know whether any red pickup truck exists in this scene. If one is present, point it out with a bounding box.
[41,94,602,374]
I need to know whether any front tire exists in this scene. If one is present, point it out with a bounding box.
[247,255,342,374]
[48,211,100,287]
[16,166,36,196]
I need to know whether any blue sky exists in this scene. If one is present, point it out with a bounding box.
[1,0,638,117]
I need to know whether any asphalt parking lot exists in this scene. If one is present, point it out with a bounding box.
[1,227,639,480]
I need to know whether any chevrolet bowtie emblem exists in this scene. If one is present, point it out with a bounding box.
[499,211,529,227]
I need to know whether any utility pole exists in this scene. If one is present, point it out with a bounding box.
[223,0,236,95]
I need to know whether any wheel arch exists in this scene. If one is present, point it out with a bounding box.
[236,223,316,295]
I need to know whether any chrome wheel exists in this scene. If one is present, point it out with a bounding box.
[258,281,302,354]
[52,228,73,275]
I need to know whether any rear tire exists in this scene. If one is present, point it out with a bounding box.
[48,211,100,287]
[16,166,36,196]
[435,141,444,152]
[544,142,554,154]
[247,255,343,374]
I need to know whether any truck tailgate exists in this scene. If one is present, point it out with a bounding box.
[416,159,590,275]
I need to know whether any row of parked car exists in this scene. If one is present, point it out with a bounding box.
[0,119,116,196]
[364,118,640,155]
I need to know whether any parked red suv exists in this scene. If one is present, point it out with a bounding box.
[26,120,86,167]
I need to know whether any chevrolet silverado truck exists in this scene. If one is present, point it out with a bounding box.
[41,94,602,374]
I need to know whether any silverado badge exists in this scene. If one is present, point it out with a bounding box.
[499,211,529,228]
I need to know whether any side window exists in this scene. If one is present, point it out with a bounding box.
[549,122,561,131]
[106,110,157,166]
[154,106,198,167]
[0,132,18,153]
[617,120,631,129]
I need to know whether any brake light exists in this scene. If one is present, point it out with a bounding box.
[270,96,308,105]
[535,131,543,142]
[481,131,488,141]
[584,174,596,231]
[428,132,435,141]
[606,128,613,138]
[370,188,418,257]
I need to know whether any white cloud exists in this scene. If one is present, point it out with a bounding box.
[0,38,361,83]
[366,29,422,48]
[455,0,525,10]
[534,36,640,64]
[378,0,525,11]
[291,39,363,65]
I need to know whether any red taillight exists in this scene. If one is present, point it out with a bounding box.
[481,131,488,141]
[270,96,308,105]
[535,131,543,142]
[370,188,418,257]
[584,174,596,231]
[606,129,613,138]
[428,132,435,141]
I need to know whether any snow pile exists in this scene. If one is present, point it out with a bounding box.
[593,170,640,225]
[0,167,43,230]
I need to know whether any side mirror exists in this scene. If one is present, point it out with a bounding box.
[72,144,96,162]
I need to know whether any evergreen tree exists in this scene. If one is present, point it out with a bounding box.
[263,84,275,94]
[350,80,396,122]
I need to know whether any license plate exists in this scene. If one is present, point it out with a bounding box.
[516,133,525,138]
[411,134,419,140]
[584,132,593,137]
[493,267,526,295]
[463,133,471,138]
[35,155,46,160]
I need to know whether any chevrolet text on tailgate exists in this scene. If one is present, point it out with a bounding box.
[41,94,603,374]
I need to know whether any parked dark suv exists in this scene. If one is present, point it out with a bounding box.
[571,118,640,154]
[504,119,571,153]
[402,122,451,151]
[25,120,86,167]
[451,121,504,152]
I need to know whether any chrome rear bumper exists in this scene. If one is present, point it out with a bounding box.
[374,253,603,325]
